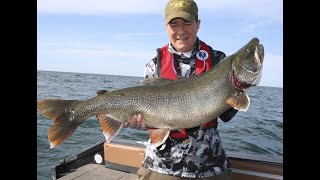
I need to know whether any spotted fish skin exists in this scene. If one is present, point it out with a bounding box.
[37,37,264,148]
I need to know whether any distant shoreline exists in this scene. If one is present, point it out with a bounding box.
[37,69,144,79]
[36,70,282,89]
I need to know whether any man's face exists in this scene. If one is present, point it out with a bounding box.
[166,18,200,52]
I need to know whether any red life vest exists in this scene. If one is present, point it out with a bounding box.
[158,41,218,139]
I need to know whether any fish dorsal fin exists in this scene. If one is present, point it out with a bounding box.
[140,77,173,86]
[148,128,170,148]
[96,90,108,95]
[97,114,123,143]
[226,92,250,111]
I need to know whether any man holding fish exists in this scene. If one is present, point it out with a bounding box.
[37,0,264,179]
[125,0,238,179]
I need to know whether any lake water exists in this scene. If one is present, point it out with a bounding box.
[37,70,283,180]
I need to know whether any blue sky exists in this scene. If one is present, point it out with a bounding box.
[37,0,283,88]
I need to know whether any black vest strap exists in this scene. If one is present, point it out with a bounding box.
[207,46,226,66]
[156,48,162,77]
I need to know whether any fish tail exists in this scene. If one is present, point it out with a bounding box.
[37,99,80,148]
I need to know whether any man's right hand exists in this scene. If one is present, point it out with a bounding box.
[123,114,147,130]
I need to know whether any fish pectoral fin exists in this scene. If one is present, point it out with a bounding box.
[97,114,123,143]
[96,90,108,95]
[148,128,170,148]
[226,92,250,111]
[140,77,173,86]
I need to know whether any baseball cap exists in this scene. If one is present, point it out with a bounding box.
[165,0,198,25]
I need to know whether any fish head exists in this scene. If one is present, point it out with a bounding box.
[231,37,264,90]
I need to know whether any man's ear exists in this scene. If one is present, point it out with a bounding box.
[197,19,201,29]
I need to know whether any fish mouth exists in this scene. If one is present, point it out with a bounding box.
[231,69,252,91]
[231,43,264,91]
[255,44,264,65]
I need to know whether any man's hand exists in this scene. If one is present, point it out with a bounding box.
[123,114,147,130]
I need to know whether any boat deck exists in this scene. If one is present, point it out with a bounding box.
[58,164,137,180]
[54,140,283,180]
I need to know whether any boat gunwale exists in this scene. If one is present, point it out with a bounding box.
[52,139,283,179]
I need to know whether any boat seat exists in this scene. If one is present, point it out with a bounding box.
[104,142,145,173]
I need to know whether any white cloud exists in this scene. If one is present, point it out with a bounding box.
[200,0,282,21]
[44,48,153,59]
[38,0,282,21]
[37,0,164,15]
[38,42,154,60]
[111,32,161,39]
[240,21,271,33]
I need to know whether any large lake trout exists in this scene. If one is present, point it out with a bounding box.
[37,37,264,148]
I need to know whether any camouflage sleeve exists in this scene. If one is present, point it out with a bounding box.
[144,57,159,79]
